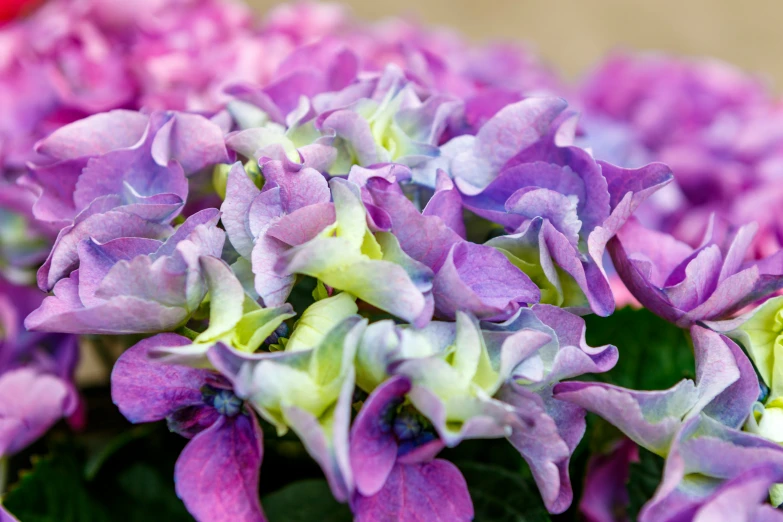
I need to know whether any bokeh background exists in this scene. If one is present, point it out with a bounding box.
[249,0,783,88]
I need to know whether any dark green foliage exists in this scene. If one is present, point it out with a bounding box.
[457,462,552,522]
[262,480,352,522]
[584,307,695,390]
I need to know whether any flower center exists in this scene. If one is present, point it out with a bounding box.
[202,385,243,417]
[379,401,437,456]
[264,322,289,347]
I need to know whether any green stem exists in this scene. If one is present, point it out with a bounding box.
[0,456,8,498]
[176,326,200,341]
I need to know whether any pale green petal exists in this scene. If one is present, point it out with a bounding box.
[195,257,245,343]
[492,244,563,306]
[286,292,358,352]
[234,305,296,353]
[330,178,367,248]
[738,296,783,391]
[318,259,426,323]
[309,316,365,387]
[249,360,328,433]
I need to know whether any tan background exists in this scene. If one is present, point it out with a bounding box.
[249,0,783,89]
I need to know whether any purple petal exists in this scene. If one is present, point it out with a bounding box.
[422,171,466,239]
[640,416,783,522]
[366,177,462,271]
[579,438,639,522]
[554,380,697,456]
[262,162,330,213]
[350,376,411,497]
[38,208,172,291]
[0,368,76,456]
[691,326,758,429]
[151,113,229,176]
[499,383,577,514]
[0,505,19,522]
[352,460,473,522]
[283,367,355,502]
[35,110,148,160]
[175,414,265,522]
[451,97,568,195]
[432,242,540,321]
[221,163,262,258]
[110,334,208,424]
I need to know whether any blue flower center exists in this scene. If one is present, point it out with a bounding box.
[264,322,289,346]
[201,385,243,417]
[393,410,422,440]
[759,382,770,403]
[378,401,437,457]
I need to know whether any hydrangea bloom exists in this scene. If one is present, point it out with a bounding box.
[0,277,78,457]
[579,52,783,259]
[6,1,783,521]
[25,209,225,334]
[609,218,783,327]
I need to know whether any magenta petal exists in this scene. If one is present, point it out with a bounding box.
[350,376,411,497]
[175,414,265,522]
[352,460,473,522]
[0,368,76,456]
[579,438,639,522]
[110,334,208,424]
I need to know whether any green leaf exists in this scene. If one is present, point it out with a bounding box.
[4,425,194,522]
[4,451,111,522]
[584,307,695,390]
[457,461,551,522]
[261,480,352,522]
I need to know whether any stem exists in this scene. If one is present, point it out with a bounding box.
[0,456,8,497]
[176,326,200,341]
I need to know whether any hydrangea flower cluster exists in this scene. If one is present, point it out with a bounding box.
[3,1,783,522]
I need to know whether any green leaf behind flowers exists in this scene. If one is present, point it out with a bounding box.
[584,307,695,390]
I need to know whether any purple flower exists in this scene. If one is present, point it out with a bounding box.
[25,209,225,334]
[355,305,616,514]
[491,305,618,513]
[404,97,673,317]
[221,161,332,307]
[0,277,78,457]
[579,52,783,259]
[205,317,366,503]
[111,333,265,522]
[225,38,359,127]
[26,109,228,291]
[350,375,473,522]
[609,217,783,327]
[223,163,434,324]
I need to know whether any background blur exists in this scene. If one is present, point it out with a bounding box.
[249,0,783,88]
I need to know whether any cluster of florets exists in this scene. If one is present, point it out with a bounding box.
[4,2,783,522]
